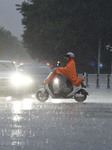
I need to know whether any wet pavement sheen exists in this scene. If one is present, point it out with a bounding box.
[0,99,112,150]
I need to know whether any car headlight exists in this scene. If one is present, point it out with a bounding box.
[11,73,33,86]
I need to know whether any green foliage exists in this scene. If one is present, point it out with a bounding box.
[0,26,31,63]
[17,0,112,73]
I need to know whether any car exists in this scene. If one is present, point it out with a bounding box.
[17,63,52,97]
[0,60,25,99]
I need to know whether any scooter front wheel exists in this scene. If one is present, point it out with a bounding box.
[74,89,87,102]
[36,90,49,102]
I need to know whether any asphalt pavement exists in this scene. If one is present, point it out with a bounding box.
[0,98,112,150]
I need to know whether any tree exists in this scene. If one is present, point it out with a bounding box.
[16,0,112,73]
[0,26,31,63]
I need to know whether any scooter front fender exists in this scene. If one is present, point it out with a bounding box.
[45,84,54,98]
[37,87,46,94]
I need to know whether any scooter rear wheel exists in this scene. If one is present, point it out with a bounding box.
[74,89,87,102]
[36,91,49,102]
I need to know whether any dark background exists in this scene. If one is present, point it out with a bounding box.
[6,0,112,73]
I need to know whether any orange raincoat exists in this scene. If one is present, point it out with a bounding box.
[44,58,83,86]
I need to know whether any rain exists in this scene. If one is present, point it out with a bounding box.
[0,1,112,150]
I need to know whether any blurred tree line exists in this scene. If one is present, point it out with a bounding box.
[16,0,112,73]
[0,26,31,64]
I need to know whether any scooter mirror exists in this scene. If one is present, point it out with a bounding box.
[57,61,60,67]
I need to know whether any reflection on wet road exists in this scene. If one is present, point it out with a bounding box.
[0,98,112,150]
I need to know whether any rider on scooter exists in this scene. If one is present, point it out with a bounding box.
[44,52,85,88]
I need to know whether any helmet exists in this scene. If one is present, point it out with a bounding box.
[65,52,75,58]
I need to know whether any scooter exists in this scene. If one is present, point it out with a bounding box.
[36,65,88,102]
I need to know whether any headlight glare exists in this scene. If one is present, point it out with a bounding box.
[54,78,59,84]
[11,73,33,86]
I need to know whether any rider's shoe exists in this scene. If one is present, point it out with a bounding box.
[83,72,86,80]
[81,82,86,88]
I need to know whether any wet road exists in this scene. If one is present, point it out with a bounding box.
[0,98,112,150]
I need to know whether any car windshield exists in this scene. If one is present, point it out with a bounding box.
[0,62,16,72]
[20,65,51,74]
